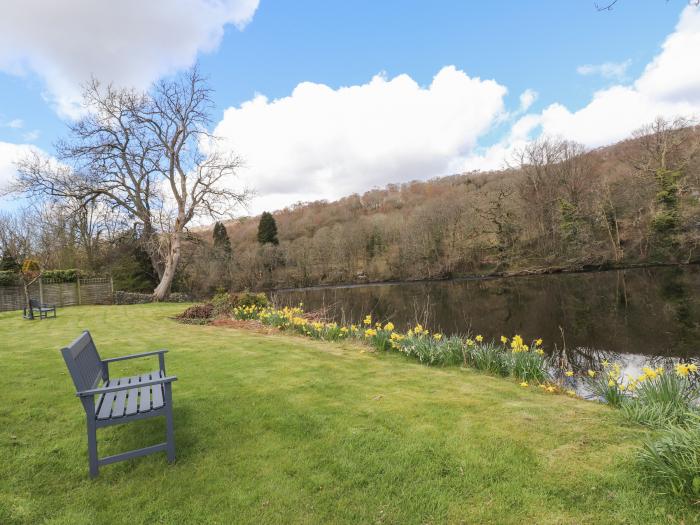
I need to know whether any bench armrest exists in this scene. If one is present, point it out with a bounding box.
[102,349,168,363]
[76,375,177,397]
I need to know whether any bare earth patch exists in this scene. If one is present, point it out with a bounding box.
[210,317,280,335]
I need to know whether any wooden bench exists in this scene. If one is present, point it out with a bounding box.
[60,331,178,478]
[25,298,57,319]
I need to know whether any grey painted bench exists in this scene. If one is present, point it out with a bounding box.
[25,298,56,319]
[60,331,177,478]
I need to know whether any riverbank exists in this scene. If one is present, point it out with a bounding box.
[269,260,699,293]
[1,303,697,523]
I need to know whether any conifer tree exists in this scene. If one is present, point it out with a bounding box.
[212,221,232,257]
[257,212,279,245]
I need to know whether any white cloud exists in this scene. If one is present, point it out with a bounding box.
[458,5,700,171]
[214,66,508,213]
[576,60,631,80]
[518,89,538,112]
[22,130,40,142]
[0,141,39,191]
[536,6,700,147]
[0,0,259,118]
[4,119,24,129]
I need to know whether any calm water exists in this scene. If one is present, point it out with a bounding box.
[273,265,700,384]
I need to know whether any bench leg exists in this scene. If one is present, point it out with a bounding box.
[164,384,176,463]
[86,416,99,478]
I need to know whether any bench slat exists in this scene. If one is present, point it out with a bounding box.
[125,379,139,416]
[97,383,117,420]
[111,377,130,418]
[139,373,152,413]
[151,370,164,409]
[95,379,111,415]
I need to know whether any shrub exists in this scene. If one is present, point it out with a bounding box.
[232,291,269,309]
[638,414,700,499]
[0,270,19,286]
[42,268,83,282]
[211,289,235,317]
[176,303,214,322]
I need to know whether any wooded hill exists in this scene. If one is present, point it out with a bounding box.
[187,119,700,293]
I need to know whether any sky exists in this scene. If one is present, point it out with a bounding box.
[1,1,699,215]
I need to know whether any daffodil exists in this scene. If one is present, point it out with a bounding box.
[363,315,372,326]
[520,381,529,387]
[475,335,483,343]
[535,338,543,346]
[383,322,395,332]
[433,333,443,341]
[587,370,596,378]
[675,363,690,377]
[565,370,574,377]
[500,335,508,344]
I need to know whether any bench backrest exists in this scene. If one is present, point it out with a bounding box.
[29,298,40,308]
[61,331,105,392]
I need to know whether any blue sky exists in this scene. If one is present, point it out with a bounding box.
[1,1,698,213]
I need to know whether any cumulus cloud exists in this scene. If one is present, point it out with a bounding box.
[518,89,538,112]
[0,0,259,118]
[0,141,39,190]
[535,6,700,147]
[214,66,508,213]
[576,60,631,80]
[458,5,700,172]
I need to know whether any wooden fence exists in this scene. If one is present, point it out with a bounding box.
[0,276,113,312]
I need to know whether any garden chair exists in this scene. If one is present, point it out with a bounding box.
[60,331,177,478]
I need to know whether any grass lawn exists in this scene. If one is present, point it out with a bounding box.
[0,304,696,524]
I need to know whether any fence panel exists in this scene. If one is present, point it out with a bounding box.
[0,276,113,312]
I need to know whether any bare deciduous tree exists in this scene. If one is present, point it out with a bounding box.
[13,67,248,300]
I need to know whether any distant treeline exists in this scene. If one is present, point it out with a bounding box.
[186,118,700,293]
[2,117,699,297]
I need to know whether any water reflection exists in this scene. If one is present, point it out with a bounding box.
[274,265,700,382]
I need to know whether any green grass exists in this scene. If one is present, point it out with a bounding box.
[0,304,697,524]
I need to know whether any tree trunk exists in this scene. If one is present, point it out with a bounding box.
[141,222,165,281]
[152,231,181,301]
[23,282,33,319]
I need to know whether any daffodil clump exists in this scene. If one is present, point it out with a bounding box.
[460,334,549,382]
[578,359,700,426]
[230,305,551,383]
[232,304,266,320]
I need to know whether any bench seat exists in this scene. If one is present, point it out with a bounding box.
[96,370,166,421]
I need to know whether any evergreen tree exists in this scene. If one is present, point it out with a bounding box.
[257,212,279,245]
[0,252,20,272]
[212,221,232,257]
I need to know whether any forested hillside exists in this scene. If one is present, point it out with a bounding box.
[185,118,700,293]
[3,118,699,297]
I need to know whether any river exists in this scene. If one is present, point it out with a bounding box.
[273,265,700,386]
